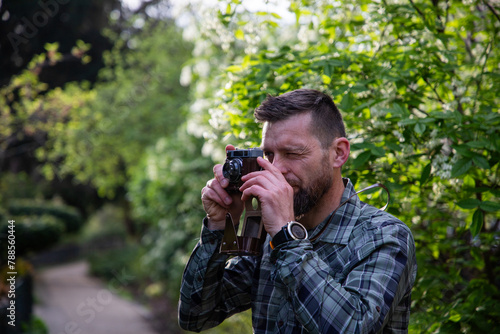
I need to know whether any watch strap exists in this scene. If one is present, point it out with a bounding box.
[270,225,289,250]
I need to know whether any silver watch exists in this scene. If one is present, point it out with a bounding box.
[286,221,308,240]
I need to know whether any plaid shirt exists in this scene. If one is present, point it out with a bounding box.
[179,179,417,333]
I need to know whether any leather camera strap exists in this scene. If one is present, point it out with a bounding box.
[309,183,390,242]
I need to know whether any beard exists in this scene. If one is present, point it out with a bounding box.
[291,160,333,218]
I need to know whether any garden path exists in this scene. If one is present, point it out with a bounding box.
[34,261,159,334]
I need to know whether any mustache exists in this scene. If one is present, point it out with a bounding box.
[285,178,300,188]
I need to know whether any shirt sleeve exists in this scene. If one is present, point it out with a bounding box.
[178,220,256,332]
[270,221,414,334]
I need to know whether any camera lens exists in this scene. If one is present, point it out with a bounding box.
[223,159,242,183]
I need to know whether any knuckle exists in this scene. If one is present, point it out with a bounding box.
[213,164,222,175]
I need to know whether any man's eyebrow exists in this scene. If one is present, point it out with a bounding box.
[262,144,308,152]
[285,145,310,154]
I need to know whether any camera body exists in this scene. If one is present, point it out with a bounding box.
[222,148,263,193]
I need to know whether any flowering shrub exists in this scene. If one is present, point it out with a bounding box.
[181,0,500,332]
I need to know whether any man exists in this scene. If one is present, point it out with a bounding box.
[178,89,417,333]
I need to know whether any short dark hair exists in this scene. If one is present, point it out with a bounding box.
[254,89,346,148]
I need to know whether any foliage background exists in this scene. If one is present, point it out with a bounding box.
[0,0,499,333]
[180,0,500,332]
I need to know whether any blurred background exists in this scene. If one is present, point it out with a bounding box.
[0,0,499,333]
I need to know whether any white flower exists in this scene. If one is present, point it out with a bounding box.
[180,66,192,86]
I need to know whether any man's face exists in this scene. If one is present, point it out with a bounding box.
[261,113,334,218]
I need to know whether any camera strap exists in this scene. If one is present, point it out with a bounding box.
[220,197,266,256]
[309,183,390,242]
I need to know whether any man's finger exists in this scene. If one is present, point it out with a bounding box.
[241,157,287,187]
[204,179,232,207]
[213,164,230,188]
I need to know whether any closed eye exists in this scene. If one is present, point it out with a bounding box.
[286,151,304,158]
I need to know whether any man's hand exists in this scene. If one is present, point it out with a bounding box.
[201,145,244,230]
[239,157,295,237]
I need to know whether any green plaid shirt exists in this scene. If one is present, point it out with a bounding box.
[179,179,417,333]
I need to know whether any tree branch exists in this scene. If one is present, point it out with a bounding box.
[423,77,445,105]
[132,0,169,16]
[483,0,500,23]
[409,0,426,22]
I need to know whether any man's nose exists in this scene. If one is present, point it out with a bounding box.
[271,155,288,175]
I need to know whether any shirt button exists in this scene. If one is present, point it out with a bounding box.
[278,320,284,327]
[376,306,381,313]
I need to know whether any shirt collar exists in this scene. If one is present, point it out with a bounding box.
[309,178,361,245]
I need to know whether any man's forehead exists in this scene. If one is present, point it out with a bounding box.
[261,115,314,149]
[261,113,312,133]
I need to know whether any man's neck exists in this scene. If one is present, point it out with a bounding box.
[298,175,346,230]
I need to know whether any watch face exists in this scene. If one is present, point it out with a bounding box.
[290,223,307,239]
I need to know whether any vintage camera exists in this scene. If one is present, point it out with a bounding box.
[220,147,265,256]
[222,148,263,193]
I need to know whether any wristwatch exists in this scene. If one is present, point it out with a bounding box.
[270,221,308,249]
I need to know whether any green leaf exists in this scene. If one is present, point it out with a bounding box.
[351,150,372,169]
[429,110,455,119]
[340,92,354,111]
[390,103,407,117]
[420,117,436,124]
[398,118,417,126]
[227,65,243,72]
[456,198,480,209]
[322,74,331,85]
[45,42,60,52]
[466,140,488,149]
[452,145,474,158]
[255,64,270,83]
[414,122,426,134]
[350,142,373,151]
[451,158,472,178]
[371,146,385,157]
[324,64,331,78]
[328,59,345,67]
[263,20,278,28]
[350,84,369,93]
[386,141,402,152]
[470,209,484,236]
[353,98,385,113]
[235,29,244,40]
[472,155,490,169]
[420,162,432,184]
[479,201,500,212]
[448,310,461,322]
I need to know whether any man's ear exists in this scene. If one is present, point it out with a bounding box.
[330,137,350,168]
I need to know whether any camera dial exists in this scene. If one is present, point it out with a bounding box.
[223,158,243,183]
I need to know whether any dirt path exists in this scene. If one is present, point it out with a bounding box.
[34,261,159,334]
